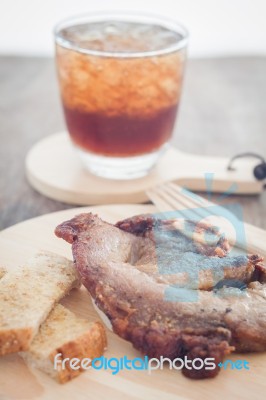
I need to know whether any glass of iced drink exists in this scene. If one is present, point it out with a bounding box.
[54,13,188,179]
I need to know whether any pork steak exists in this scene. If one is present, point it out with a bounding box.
[55,213,266,379]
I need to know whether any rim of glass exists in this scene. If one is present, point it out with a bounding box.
[54,11,189,58]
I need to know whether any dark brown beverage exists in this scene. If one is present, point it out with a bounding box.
[55,15,188,178]
[63,103,178,156]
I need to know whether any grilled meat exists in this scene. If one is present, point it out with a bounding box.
[55,213,266,379]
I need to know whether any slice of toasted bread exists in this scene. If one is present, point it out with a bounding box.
[21,304,107,383]
[0,251,80,356]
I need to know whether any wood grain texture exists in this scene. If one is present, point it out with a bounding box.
[0,56,265,229]
[0,204,266,400]
[25,132,264,205]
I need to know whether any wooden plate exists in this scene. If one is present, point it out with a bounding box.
[25,132,263,206]
[0,204,265,400]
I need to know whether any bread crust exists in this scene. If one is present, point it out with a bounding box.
[0,328,33,354]
[50,321,107,383]
[21,305,107,383]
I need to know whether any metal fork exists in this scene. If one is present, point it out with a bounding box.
[146,182,260,253]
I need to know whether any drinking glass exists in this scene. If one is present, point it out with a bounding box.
[54,12,188,179]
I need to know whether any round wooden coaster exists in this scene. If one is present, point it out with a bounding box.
[25,132,262,205]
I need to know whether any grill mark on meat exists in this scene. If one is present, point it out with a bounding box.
[55,213,266,379]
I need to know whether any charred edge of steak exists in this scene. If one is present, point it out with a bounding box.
[115,314,232,379]
[93,285,233,380]
[55,213,105,243]
[254,264,266,283]
[181,332,232,379]
[116,214,157,237]
[132,326,232,379]
[248,254,266,283]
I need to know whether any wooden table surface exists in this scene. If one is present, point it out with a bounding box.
[0,55,265,230]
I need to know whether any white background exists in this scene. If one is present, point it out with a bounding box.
[0,0,266,58]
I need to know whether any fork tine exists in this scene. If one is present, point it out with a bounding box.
[167,182,232,221]
[146,189,175,213]
[147,187,196,222]
[146,182,256,252]
[154,185,193,211]
[161,183,238,234]
[147,185,201,221]
[160,183,211,220]
[147,185,236,246]
[149,182,228,223]
[168,182,215,208]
